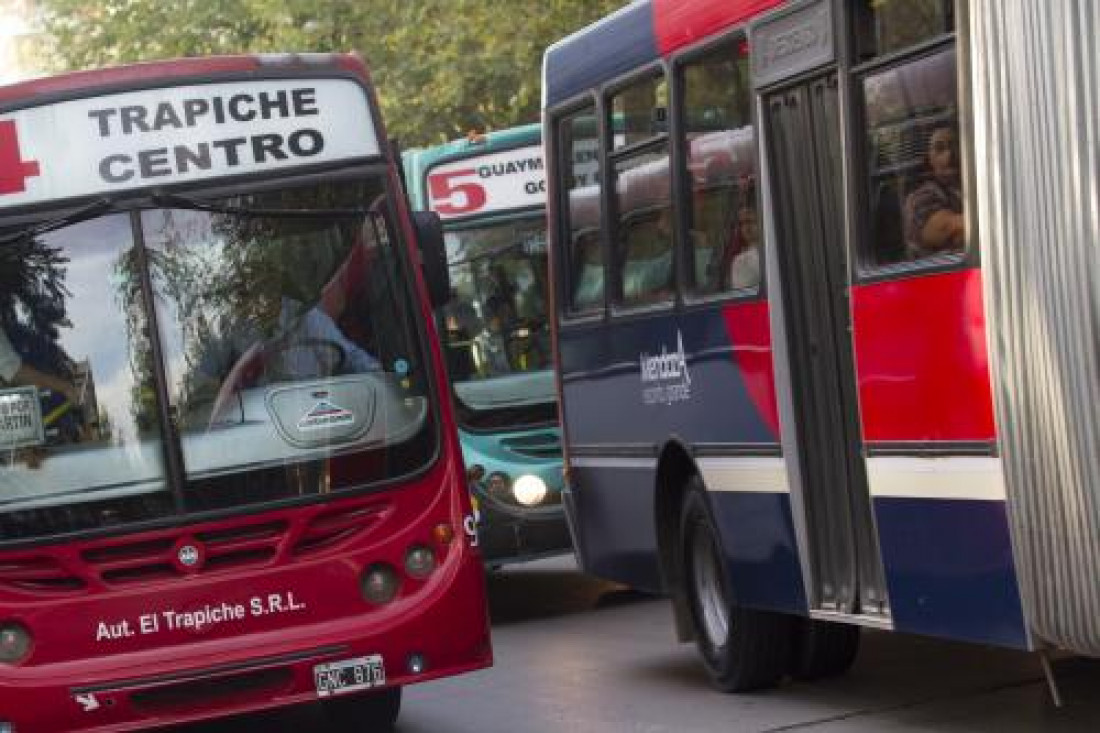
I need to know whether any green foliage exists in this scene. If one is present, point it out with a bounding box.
[35,0,627,146]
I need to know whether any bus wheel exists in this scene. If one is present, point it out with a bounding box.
[788,617,860,681]
[324,687,401,732]
[680,486,792,692]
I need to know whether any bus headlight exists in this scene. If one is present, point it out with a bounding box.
[0,622,31,665]
[405,545,436,579]
[513,474,548,507]
[360,563,400,605]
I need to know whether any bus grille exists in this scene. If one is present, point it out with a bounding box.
[0,502,389,594]
[499,432,562,460]
[0,555,86,593]
[83,522,289,585]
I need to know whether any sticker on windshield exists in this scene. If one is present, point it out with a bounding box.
[0,387,45,450]
[297,399,355,431]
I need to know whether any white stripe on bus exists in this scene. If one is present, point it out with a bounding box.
[866,456,1006,501]
[698,456,789,494]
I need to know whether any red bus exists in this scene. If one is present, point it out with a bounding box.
[544,0,1100,695]
[0,54,489,731]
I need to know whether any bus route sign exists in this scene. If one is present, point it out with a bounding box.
[0,78,380,210]
[427,144,545,219]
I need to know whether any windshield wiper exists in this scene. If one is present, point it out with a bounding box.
[151,192,368,219]
[0,198,114,246]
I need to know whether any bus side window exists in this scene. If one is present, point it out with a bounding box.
[608,73,672,308]
[559,105,604,315]
[614,152,673,307]
[680,37,760,298]
[855,2,963,269]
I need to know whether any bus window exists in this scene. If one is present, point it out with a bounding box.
[145,179,433,511]
[612,73,668,149]
[681,38,760,297]
[560,105,604,314]
[613,149,673,307]
[0,215,172,540]
[854,0,955,62]
[609,74,672,308]
[860,46,963,267]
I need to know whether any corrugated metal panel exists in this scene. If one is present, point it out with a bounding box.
[971,0,1100,654]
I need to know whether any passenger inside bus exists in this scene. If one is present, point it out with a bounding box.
[187,231,380,425]
[903,121,965,258]
[473,294,531,375]
[619,206,674,305]
[442,302,477,381]
[571,231,604,311]
[726,203,761,291]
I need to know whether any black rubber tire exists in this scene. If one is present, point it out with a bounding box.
[324,686,402,732]
[788,617,860,681]
[680,484,793,692]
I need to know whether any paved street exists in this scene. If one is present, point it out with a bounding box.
[186,556,1100,732]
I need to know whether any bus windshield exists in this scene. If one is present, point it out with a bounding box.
[438,216,555,431]
[0,176,434,542]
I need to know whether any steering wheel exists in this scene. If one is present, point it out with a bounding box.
[205,338,349,431]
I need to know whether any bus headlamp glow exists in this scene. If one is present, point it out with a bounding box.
[512,474,548,507]
[360,563,400,605]
[0,623,31,665]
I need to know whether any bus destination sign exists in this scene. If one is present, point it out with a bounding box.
[427,144,545,219]
[0,78,380,210]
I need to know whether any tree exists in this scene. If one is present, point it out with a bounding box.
[0,234,73,380]
[34,0,627,146]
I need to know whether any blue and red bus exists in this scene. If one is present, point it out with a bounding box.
[0,54,490,731]
[404,126,571,565]
[544,0,1100,692]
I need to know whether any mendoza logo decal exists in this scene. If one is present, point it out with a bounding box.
[297,399,355,431]
[640,330,692,406]
[0,120,40,195]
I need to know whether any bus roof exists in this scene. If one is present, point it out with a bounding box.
[542,0,782,109]
[0,53,370,107]
[403,123,543,216]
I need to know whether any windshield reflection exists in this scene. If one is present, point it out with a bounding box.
[0,178,436,540]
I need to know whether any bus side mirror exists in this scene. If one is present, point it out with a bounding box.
[413,211,451,308]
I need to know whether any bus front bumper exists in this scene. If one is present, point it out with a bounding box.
[475,498,572,565]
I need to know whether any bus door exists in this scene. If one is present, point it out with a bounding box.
[752,2,889,621]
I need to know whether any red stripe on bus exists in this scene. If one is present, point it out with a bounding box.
[853,268,996,443]
[722,299,781,439]
[653,0,784,56]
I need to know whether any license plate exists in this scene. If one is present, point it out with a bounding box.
[313,655,385,697]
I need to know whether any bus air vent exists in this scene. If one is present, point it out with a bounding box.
[195,520,288,570]
[500,432,562,460]
[292,503,388,556]
[0,556,86,594]
[82,538,178,585]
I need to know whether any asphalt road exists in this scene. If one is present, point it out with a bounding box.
[182,555,1100,732]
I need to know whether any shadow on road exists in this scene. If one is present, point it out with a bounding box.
[486,557,652,625]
